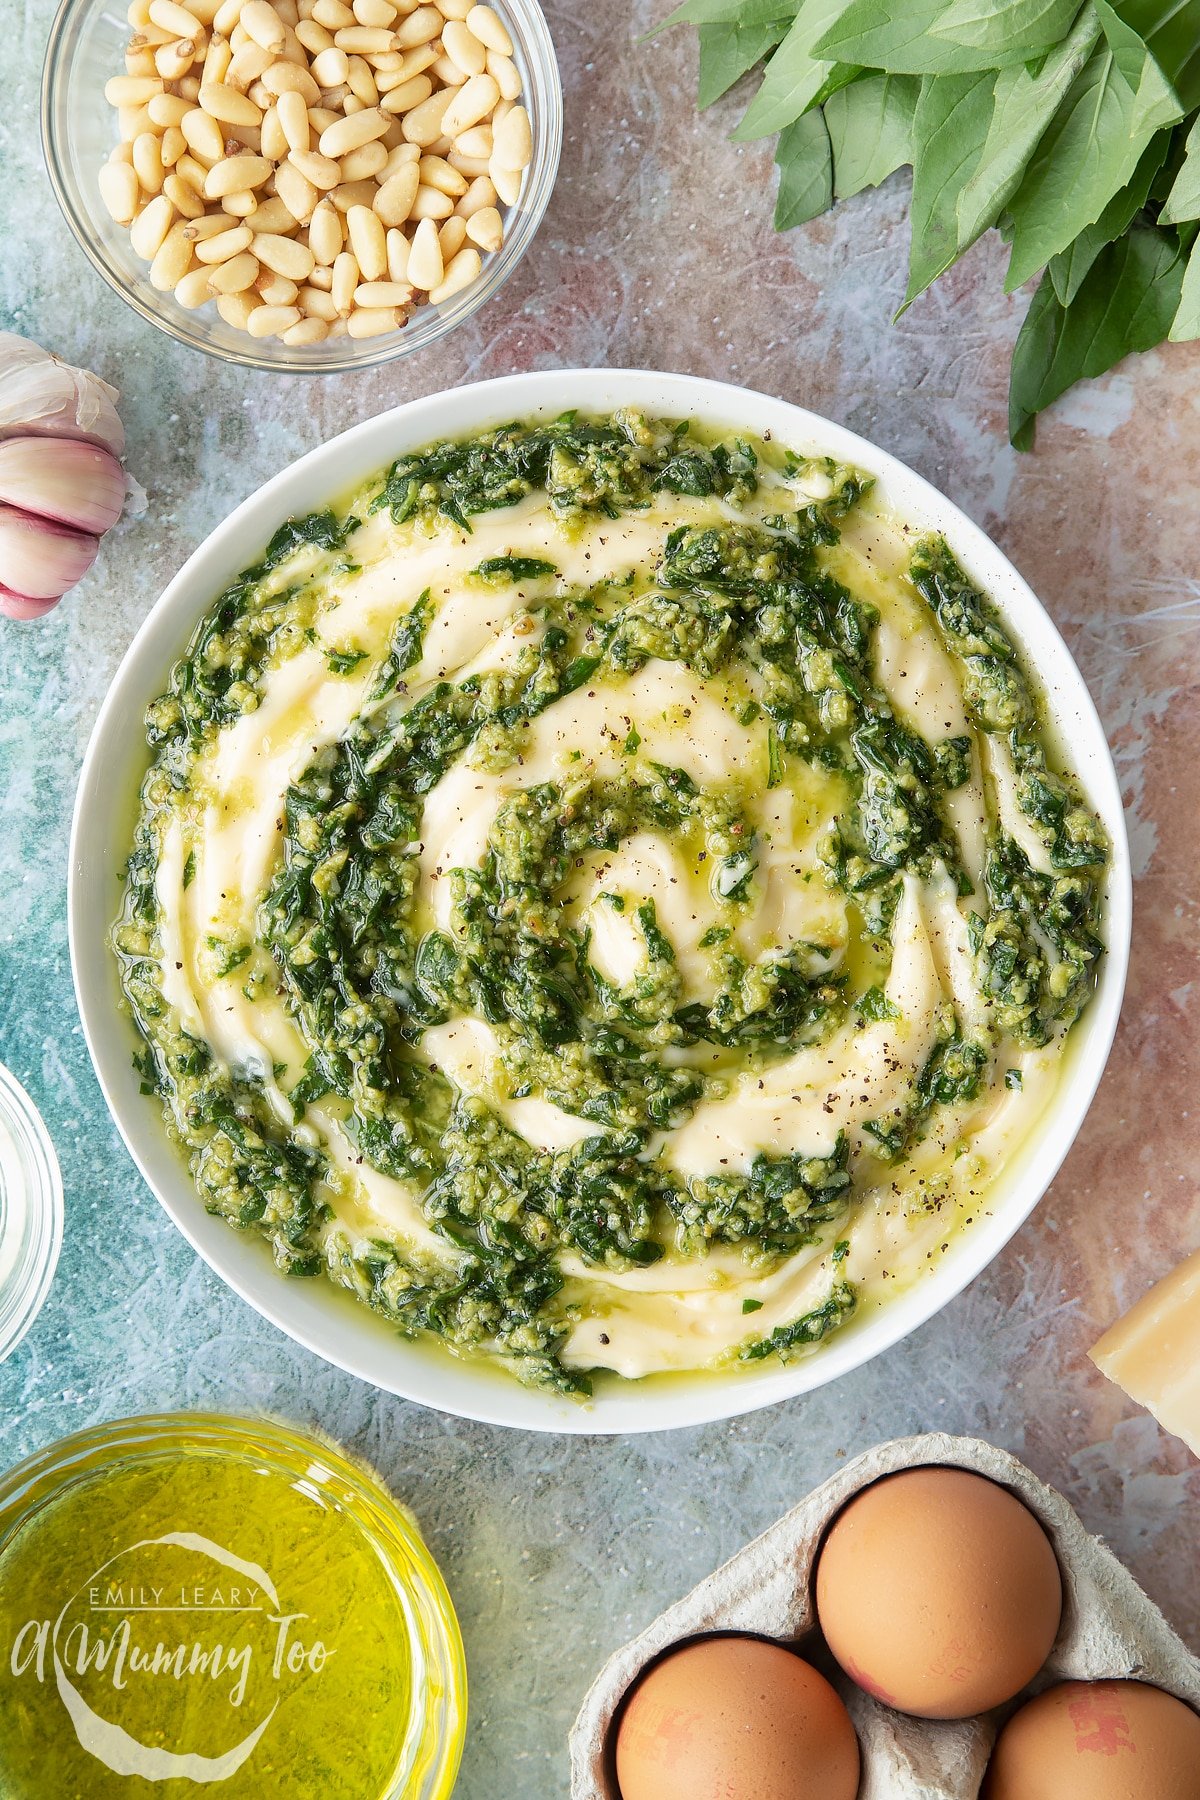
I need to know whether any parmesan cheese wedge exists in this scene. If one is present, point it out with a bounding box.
[1091,1249,1200,1458]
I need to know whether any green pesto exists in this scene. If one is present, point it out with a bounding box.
[116,410,1109,1394]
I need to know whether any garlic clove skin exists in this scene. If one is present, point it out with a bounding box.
[0,438,127,536]
[0,332,125,457]
[0,505,100,601]
[0,585,60,620]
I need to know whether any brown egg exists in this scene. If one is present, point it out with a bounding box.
[983,1680,1200,1798]
[814,1466,1062,1719]
[614,1634,860,1800]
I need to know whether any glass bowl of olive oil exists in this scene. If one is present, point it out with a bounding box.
[0,1062,63,1364]
[0,1412,466,1798]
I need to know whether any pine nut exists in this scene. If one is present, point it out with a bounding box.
[175,264,215,305]
[149,0,203,32]
[212,0,243,35]
[105,73,163,104]
[184,207,240,236]
[395,42,437,77]
[256,270,299,302]
[345,52,379,102]
[299,281,338,316]
[132,130,165,193]
[156,40,201,82]
[400,87,451,144]
[380,72,433,113]
[150,219,196,288]
[331,177,379,210]
[181,105,226,160]
[288,147,341,188]
[226,38,273,84]
[452,122,490,158]
[247,194,298,230]
[439,70,495,137]
[345,201,386,277]
[395,4,440,45]
[261,57,320,97]
[240,0,286,50]
[311,0,353,23]
[417,152,466,195]
[205,151,273,194]
[223,187,259,213]
[247,301,302,333]
[441,18,484,74]
[216,290,259,326]
[354,0,395,20]
[369,48,404,70]
[331,249,359,311]
[385,224,408,279]
[200,79,263,123]
[295,18,333,50]
[118,103,153,140]
[465,5,508,53]
[454,172,494,215]
[437,0,472,17]
[254,230,315,276]
[492,101,529,170]
[164,170,206,215]
[428,242,478,302]
[158,103,198,142]
[271,85,308,149]
[174,151,212,190]
[202,34,233,82]
[373,162,419,225]
[98,161,141,222]
[463,201,499,250]
[283,314,329,342]
[333,24,392,50]
[318,104,387,155]
[437,212,465,258]
[446,147,487,178]
[485,48,518,100]
[340,137,388,179]
[310,43,348,83]
[129,192,176,257]
[405,214,441,288]
[489,157,519,204]
[347,305,400,335]
[194,221,254,259]
[208,248,260,288]
[179,72,202,97]
[353,278,410,304]
[409,182,452,219]
[308,196,343,259]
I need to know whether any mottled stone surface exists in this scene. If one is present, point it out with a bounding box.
[3,3,1200,1795]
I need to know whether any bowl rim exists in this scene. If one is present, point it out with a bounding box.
[0,1061,65,1365]
[67,368,1132,1435]
[38,0,563,374]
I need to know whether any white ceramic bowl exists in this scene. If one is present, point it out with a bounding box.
[69,371,1131,1434]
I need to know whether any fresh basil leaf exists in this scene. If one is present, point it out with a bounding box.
[1004,11,1183,292]
[1169,227,1200,336]
[1048,128,1170,303]
[955,2,1103,245]
[1106,0,1200,110]
[1009,225,1186,445]
[933,0,1085,55]
[697,17,793,105]
[1161,111,1200,222]
[774,106,834,227]
[650,0,799,33]
[813,0,1072,71]
[824,73,918,197]
[902,71,997,309]
[732,0,852,139]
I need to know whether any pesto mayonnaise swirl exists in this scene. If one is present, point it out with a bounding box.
[116,412,1108,1393]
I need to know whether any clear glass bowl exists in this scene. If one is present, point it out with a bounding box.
[0,1062,63,1363]
[0,1412,467,1797]
[41,0,562,373]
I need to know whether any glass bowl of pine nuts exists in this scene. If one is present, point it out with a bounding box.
[41,0,561,370]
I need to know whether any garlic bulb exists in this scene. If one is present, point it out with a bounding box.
[0,333,138,621]
[0,332,124,455]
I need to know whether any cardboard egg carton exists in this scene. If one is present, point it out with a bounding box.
[569,1432,1200,1798]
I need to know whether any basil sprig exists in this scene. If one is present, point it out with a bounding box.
[657,0,1200,445]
